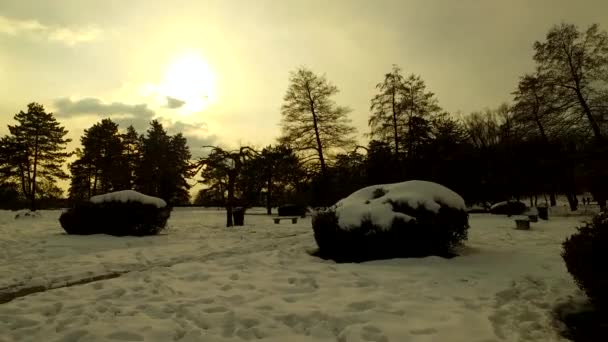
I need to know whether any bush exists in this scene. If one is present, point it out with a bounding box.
[278,204,306,217]
[562,211,608,308]
[489,200,527,215]
[60,201,172,236]
[311,181,469,262]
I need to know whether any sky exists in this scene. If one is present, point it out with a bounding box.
[2,0,608,157]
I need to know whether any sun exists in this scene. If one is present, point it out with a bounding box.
[158,52,217,114]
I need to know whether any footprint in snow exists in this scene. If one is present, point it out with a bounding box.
[410,327,438,335]
[362,325,388,342]
[106,331,144,341]
[347,300,376,312]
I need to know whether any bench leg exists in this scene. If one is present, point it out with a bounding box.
[292,218,297,224]
[274,219,280,224]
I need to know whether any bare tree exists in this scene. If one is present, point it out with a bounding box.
[534,23,608,142]
[280,67,356,179]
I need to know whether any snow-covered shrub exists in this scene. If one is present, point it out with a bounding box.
[59,190,171,236]
[311,181,469,262]
[562,212,608,308]
[14,209,41,219]
[489,200,527,215]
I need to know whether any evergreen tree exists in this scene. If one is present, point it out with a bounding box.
[369,65,407,157]
[121,125,142,188]
[68,119,129,202]
[0,103,71,210]
[136,121,192,205]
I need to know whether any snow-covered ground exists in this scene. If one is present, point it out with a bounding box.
[0,207,589,341]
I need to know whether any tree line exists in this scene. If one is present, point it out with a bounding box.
[0,22,606,213]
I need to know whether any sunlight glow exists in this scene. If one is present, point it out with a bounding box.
[157,52,217,114]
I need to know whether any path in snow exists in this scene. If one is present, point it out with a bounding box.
[0,208,586,341]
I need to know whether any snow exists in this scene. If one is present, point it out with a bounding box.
[334,180,466,230]
[89,190,167,208]
[0,208,587,341]
[13,209,42,219]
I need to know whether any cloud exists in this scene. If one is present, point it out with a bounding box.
[0,15,102,45]
[165,96,186,109]
[54,97,155,131]
[165,121,217,158]
[54,97,155,117]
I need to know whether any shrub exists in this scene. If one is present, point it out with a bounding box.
[489,200,527,215]
[278,204,306,217]
[562,211,608,308]
[60,201,171,236]
[311,181,469,262]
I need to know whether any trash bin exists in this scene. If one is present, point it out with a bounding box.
[538,206,549,220]
[232,207,245,226]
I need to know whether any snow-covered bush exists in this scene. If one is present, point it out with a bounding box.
[311,181,469,262]
[489,200,527,216]
[14,209,42,219]
[59,190,171,236]
[562,211,608,308]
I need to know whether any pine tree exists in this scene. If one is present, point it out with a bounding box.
[121,125,142,188]
[68,119,130,201]
[0,103,71,210]
[135,121,192,205]
[369,68,441,161]
[369,65,407,157]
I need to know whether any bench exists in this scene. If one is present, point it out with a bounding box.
[274,216,298,224]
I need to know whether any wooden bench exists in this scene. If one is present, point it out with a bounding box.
[274,216,298,224]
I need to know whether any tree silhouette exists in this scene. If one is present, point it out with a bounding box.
[196,146,257,227]
[135,120,193,205]
[280,67,356,179]
[369,65,407,157]
[534,23,608,142]
[0,103,71,210]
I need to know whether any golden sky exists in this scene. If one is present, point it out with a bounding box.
[1,0,608,156]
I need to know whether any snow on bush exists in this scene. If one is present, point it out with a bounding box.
[60,191,171,236]
[312,180,469,262]
[562,211,608,308]
[90,190,166,208]
[14,209,41,219]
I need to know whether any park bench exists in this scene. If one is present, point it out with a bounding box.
[273,216,298,224]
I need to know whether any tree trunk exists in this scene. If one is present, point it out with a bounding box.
[226,174,235,227]
[550,193,556,207]
[30,135,39,211]
[391,88,400,157]
[266,175,272,215]
[566,193,578,212]
[311,110,326,178]
[574,88,603,143]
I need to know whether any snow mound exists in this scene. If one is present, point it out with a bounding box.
[335,180,466,230]
[14,210,41,219]
[90,190,167,208]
